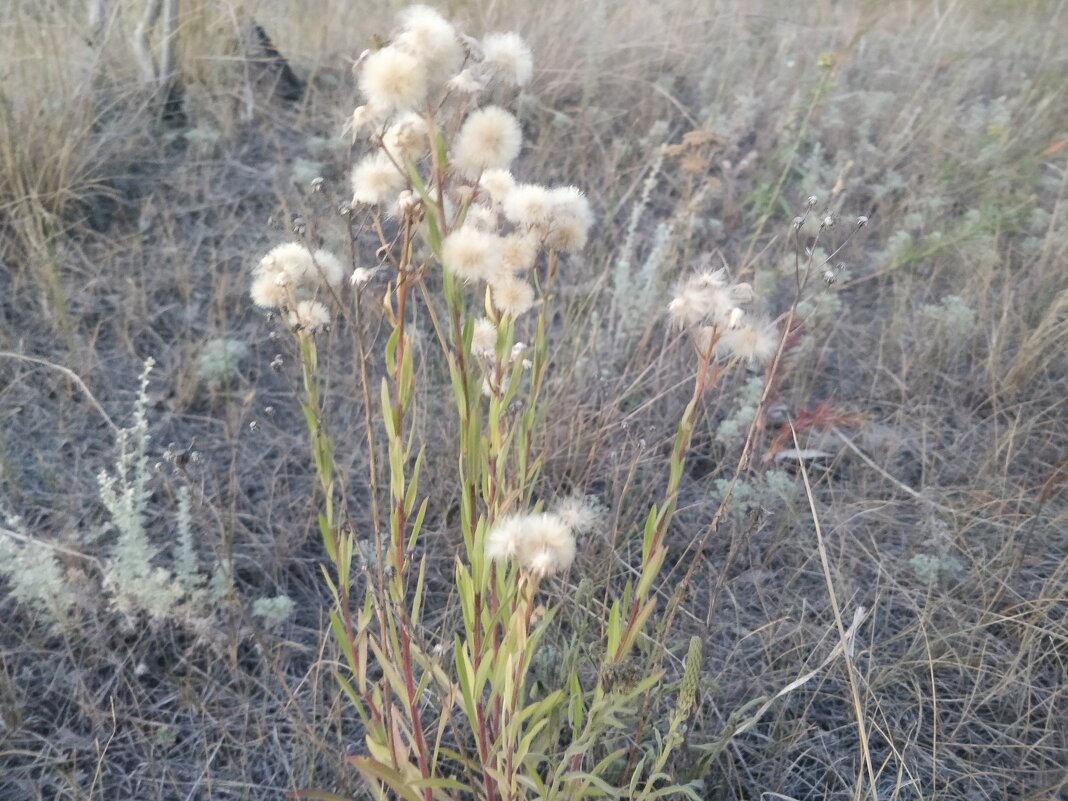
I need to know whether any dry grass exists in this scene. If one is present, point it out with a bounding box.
[1,1,1067,799]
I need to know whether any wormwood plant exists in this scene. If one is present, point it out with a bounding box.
[249,8,866,800]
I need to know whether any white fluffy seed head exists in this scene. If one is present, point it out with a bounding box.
[452,106,523,180]
[486,516,523,562]
[717,319,778,365]
[442,226,498,282]
[255,242,312,282]
[489,274,535,317]
[347,105,383,141]
[479,169,515,205]
[250,274,290,309]
[311,249,346,288]
[668,274,734,329]
[447,68,485,95]
[382,112,430,163]
[481,32,534,87]
[500,233,538,273]
[351,152,407,206]
[471,317,498,356]
[485,512,576,578]
[465,203,499,232]
[287,300,331,333]
[545,186,593,252]
[554,496,602,536]
[503,183,553,229]
[358,46,428,112]
[351,267,379,287]
[252,242,327,308]
[520,513,576,577]
[395,5,463,78]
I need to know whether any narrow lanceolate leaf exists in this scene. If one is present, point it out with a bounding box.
[411,556,427,627]
[408,497,429,550]
[381,379,396,439]
[349,757,424,801]
[606,600,622,656]
[385,326,401,373]
[641,505,658,561]
[405,448,425,517]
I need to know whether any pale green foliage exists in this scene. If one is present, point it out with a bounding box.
[252,595,295,628]
[196,337,248,390]
[98,359,185,618]
[921,294,977,343]
[174,486,205,596]
[716,375,763,444]
[0,512,74,627]
[613,139,666,336]
[910,552,964,585]
[94,360,220,620]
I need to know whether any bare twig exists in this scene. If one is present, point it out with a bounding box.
[0,351,119,434]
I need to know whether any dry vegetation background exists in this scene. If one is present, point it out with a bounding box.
[1,0,1067,799]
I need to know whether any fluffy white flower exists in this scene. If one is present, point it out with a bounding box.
[346,104,383,141]
[481,32,533,87]
[500,233,537,273]
[554,496,602,536]
[545,186,593,252]
[311,249,346,288]
[471,317,498,356]
[716,318,778,365]
[452,106,523,180]
[667,273,734,329]
[465,203,499,232]
[351,267,379,286]
[485,512,576,578]
[382,112,430,163]
[250,274,289,309]
[351,152,407,205]
[252,242,338,308]
[359,46,428,112]
[489,274,535,316]
[486,516,524,562]
[395,5,463,77]
[503,183,553,229]
[479,169,515,204]
[442,226,498,282]
[447,68,485,95]
[287,300,331,333]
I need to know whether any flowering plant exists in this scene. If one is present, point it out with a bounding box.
[250,7,860,800]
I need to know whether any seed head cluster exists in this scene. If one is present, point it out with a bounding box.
[486,512,577,578]
[250,244,345,330]
[251,8,594,333]
[341,5,592,320]
[668,268,778,365]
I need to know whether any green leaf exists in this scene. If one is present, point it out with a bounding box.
[405,448,425,517]
[349,757,424,801]
[385,326,401,372]
[381,379,396,439]
[408,497,429,550]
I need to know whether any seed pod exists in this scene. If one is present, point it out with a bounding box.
[678,636,702,717]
